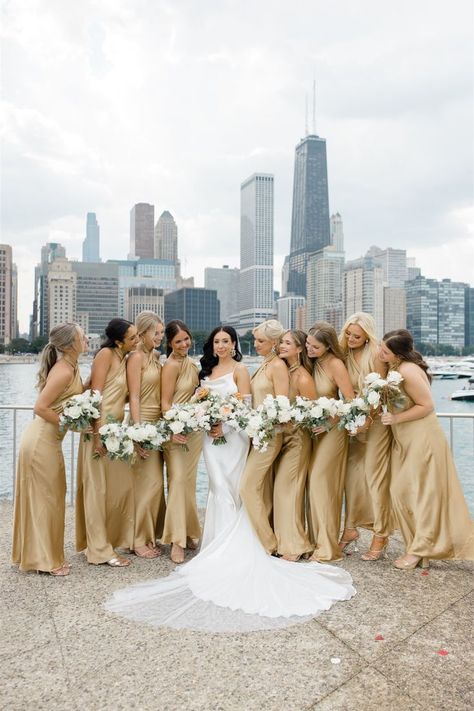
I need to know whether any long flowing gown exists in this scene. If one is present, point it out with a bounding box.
[390,381,474,560]
[12,364,83,572]
[105,370,356,632]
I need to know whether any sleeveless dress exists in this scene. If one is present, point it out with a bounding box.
[306,361,348,561]
[12,363,83,572]
[239,354,284,553]
[343,356,393,537]
[105,368,356,632]
[390,380,474,560]
[75,351,134,564]
[272,369,312,556]
[161,356,201,547]
[200,370,249,549]
[132,350,166,548]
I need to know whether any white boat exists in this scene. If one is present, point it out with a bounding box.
[450,378,474,401]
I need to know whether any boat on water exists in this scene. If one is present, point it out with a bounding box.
[450,377,474,401]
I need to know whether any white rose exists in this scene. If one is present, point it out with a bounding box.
[169,421,185,434]
[64,404,82,419]
[387,371,403,385]
[367,391,381,406]
[364,372,381,385]
[310,405,323,419]
[275,395,290,408]
[266,406,277,420]
[177,410,191,422]
[338,403,352,415]
[105,437,121,453]
[278,410,292,423]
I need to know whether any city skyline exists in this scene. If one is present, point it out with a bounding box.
[1,1,473,331]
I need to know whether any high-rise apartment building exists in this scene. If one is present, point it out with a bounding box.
[405,275,439,345]
[406,257,421,282]
[47,258,76,330]
[306,245,345,332]
[11,262,18,339]
[82,212,100,262]
[383,287,406,333]
[367,246,407,288]
[32,242,67,337]
[330,212,344,252]
[154,211,178,264]
[108,258,176,317]
[465,286,474,347]
[276,295,306,330]
[343,256,384,336]
[164,287,220,332]
[239,173,275,333]
[124,286,165,323]
[0,244,13,345]
[204,265,240,323]
[130,203,154,259]
[72,261,119,336]
[286,134,331,296]
[438,279,466,349]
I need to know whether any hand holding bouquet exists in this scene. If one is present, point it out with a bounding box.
[162,401,210,451]
[245,395,292,452]
[59,390,102,440]
[291,396,339,437]
[96,420,135,462]
[126,421,169,457]
[192,389,251,445]
[336,397,371,436]
[363,371,406,414]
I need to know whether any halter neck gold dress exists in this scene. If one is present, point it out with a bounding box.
[75,351,134,564]
[131,349,166,549]
[390,377,473,560]
[343,355,393,538]
[240,354,286,554]
[272,367,312,557]
[161,355,201,548]
[306,361,348,561]
[12,362,83,572]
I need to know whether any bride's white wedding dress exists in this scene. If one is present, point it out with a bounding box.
[105,372,355,632]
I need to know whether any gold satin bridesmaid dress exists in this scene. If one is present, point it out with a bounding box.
[12,365,83,572]
[161,356,202,548]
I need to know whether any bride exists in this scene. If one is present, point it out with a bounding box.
[105,326,355,632]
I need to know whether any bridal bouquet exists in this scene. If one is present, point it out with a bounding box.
[162,401,210,451]
[59,390,102,440]
[126,421,169,452]
[363,371,406,413]
[192,389,251,445]
[245,395,292,452]
[291,396,340,437]
[336,397,371,436]
[97,420,135,462]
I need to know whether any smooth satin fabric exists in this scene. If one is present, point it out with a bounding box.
[133,350,165,548]
[306,363,348,561]
[161,356,201,547]
[343,357,393,536]
[390,385,474,560]
[75,353,135,564]
[12,366,83,572]
[240,354,282,554]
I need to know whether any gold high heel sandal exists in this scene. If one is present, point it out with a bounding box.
[361,536,388,561]
[393,555,429,570]
[338,529,359,552]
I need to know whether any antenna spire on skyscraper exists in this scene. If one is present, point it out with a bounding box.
[312,78,316,135]
[305,94,309,136]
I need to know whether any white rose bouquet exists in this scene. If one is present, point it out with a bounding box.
[162,402,210,451]
[126,421,169,453]
[363,370,406,413]
[245,395,292,452]
[192,389,251,445]
[59,390,102,440]
[291,396,340,437]
[336,397,371,436]
[97,420,135,462]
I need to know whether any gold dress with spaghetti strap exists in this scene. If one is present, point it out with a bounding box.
[272,368,312,556]
[390,381,473,560]
[12,363,83,572]
[343,356,393,537]
[240,354,284,554]
[306,361,348,561]
[161,356,201,547]
[75,351,134,564]
[133,350,166,548]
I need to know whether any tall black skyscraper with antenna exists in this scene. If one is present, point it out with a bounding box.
[285,85,330,296]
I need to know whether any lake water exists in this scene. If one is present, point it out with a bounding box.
[0,360,473,514]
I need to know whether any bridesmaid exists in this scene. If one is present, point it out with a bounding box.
[75,318,139,567]
[127,311,166,559]
[379,329,474,568]
[305,322,355,562]
[338,312,393,561]
[161,320,202,564]
[240,319,289,554]
[12,323,87,575]
[273,330,315,561]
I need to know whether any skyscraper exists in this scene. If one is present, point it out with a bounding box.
[164,287,220,332]
[438,279,466,349]
[204,265,240,323]
[82,212,100,262]
[0,244,13,345]
[239,173,275,333]
[330,212,344,252]
[154,210,178,263]
[276,295,306,330]
[130,203,154,259]
[405,275,439,345]
[72,262,119,336]
[286,134,331,296]
[306,245,345,332]
[33,242,67,337]
[343,255,384,336]
[47,258,76,330]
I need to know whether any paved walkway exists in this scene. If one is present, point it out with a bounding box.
[1,501,472,711]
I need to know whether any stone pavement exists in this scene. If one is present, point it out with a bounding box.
[1,501,472,711]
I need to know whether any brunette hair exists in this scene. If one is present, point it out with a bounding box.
[282,330,313,375]
[308,321,345,361]
[383,329,432,383]
[199,326,242,380]
[99,318,134,351]
[165,319,192,357]
[37,323,81,391]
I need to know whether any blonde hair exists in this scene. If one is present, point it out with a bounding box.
[253,319,285,344]
[282,330,313,374]
[135,310,163,337]
[308,321,345,361]
[339,312,379,391]
[37,323,80,391]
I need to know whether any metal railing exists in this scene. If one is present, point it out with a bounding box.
[1,406,473,506]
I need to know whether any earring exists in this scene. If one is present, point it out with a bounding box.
[271,346,277,355]
[231,348,236,357]
[213,351,217,358]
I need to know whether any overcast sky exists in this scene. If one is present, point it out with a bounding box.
[1,0,473,331]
